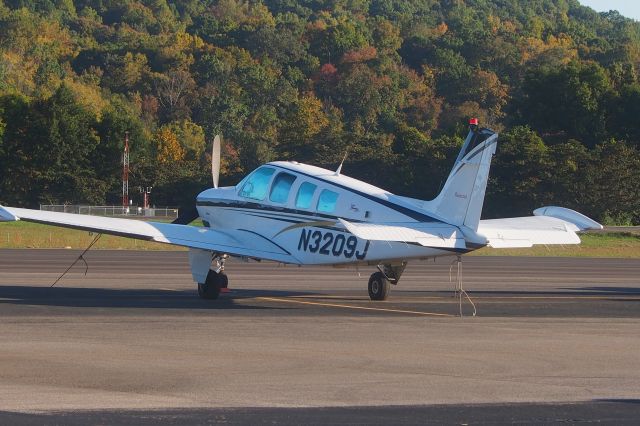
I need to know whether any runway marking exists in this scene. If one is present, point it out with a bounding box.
[291,295,370,300]
[257,297,455,317]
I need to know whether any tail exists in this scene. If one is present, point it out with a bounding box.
[423,121,498,232]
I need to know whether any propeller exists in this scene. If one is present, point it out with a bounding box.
[172,134,222,225]
[212,134,221,189]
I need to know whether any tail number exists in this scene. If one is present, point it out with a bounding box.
[298,229,369,259]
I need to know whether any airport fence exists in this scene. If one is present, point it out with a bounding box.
[40,205,179,219]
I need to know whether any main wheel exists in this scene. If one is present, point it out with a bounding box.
[197,270,226,300]
[368,272,390,301]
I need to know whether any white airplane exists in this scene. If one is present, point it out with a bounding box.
[0,121,602,301]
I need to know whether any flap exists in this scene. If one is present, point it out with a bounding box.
[338,218,466,248]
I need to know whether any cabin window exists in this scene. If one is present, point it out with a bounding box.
[317,189,339,213]
[295,182,317,209]
[269,172,297,203]
[239,167,275,200]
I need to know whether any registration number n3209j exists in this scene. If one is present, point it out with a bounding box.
[298,229,369,259]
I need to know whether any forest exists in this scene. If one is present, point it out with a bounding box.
[0,0,638,224]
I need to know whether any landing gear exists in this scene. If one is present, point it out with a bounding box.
[367,261,407,301]
[368,272,390,300]
[198,270,228,300]
[197,254,229,300]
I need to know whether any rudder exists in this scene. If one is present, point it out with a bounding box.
[422,123,498,231]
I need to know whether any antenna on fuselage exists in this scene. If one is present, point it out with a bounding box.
[212,134,221,188]
[335,150,348,176]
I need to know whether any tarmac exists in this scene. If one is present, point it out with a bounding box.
[0,249,639,423]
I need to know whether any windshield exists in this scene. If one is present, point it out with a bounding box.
[238,167,275,201]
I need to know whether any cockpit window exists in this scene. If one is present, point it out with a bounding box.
[295,182,317,209]
[239,167,275,200]
[269,172,297,203]
[317,189,339,213]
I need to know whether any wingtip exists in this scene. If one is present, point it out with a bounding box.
[533,206,602,231]
[0,205,18,222]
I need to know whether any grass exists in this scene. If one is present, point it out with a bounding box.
[0,220,184,250]
[469,232,640,258]
[1,221,639,257]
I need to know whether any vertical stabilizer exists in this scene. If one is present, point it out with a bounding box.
[423,123,498,231]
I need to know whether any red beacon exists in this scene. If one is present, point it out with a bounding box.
[469,117,479,132]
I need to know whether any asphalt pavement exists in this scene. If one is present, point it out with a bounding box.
[0,249,639,423]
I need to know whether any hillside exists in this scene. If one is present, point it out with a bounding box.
[0,0,638,223]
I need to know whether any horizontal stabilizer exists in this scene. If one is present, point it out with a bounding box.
[533,206,603,230]
[478,207,602,248]
[338,218,466,249]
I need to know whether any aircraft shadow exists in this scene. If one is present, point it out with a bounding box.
[566,286,640,294]
[408,287,640,297]
[0,285,318,311]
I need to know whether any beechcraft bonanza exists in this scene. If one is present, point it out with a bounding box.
[0,120,602,301]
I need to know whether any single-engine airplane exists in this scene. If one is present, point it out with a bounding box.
[0,120,602,300]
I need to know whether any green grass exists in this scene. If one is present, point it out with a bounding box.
[0,220,184,250]
[1,221,639,257]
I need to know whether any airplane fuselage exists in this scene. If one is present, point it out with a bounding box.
[196,161,467,266]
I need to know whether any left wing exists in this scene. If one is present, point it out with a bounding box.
[0,206,298,264]
[478,206,602,248]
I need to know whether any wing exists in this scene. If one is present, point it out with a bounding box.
[0,206,298,264]
[478,206,602,248]
[338,218,466,249]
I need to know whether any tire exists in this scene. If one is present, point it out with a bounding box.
[368,272,390,301]
[218,273,229,289]
[197,270,223,300]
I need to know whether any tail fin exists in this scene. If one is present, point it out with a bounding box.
[423,124,498,231]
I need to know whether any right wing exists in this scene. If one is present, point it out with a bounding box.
[0,206,298,264]
[478,206,602,248]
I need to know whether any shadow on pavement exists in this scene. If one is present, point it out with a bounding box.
[0,285,318,311]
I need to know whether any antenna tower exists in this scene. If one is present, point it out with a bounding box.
[122,131,130,210]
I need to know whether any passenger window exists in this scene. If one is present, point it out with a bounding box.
[269,172,297,203]
[317,189,339,213]
[295,182,317,209]
[239,167,275,200]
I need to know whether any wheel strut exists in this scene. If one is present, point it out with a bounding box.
[376,261,407,285]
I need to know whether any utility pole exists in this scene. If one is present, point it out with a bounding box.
[139,186,152,211]
[122,131,130,214]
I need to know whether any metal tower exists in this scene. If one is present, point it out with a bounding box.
[122,131,130,211]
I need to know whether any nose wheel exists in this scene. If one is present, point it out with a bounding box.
[197,269,228,300]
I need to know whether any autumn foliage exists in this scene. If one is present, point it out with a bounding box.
[0,0,638,223]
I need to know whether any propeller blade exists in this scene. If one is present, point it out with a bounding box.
[171,206,200,225]
[212,134,221,189]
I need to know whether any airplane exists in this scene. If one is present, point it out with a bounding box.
[0,119,602,301]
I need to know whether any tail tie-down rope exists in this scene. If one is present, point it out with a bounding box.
[50,233,103,288]
[449,255,477,317]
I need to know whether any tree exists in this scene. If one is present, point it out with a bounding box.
[485,126,553,218]
[155,126,185,164]
[517,61,613,146]
[166,119,206,160]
